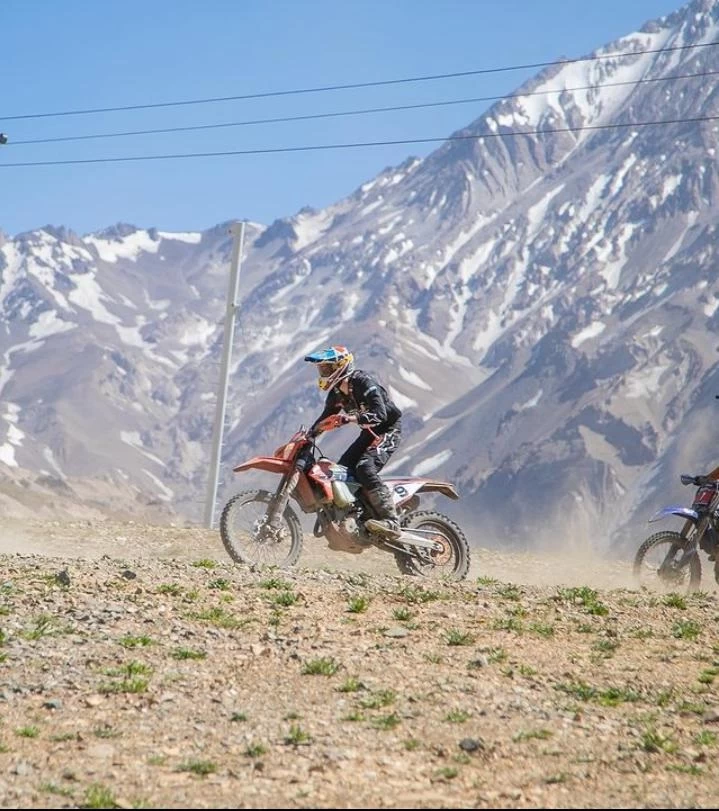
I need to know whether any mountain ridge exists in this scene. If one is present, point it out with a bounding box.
[2,0,719,555]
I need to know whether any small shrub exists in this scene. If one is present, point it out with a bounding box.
[188,607,250,629]
[347,595,370,614]
[495,584,521,601]
[371,713,400,730]
[695,730,718,746]
[445,709,470,723]
[302,657,340,676]
[593,639,619,656]
[672,620,701,640]
[172,647,206,660]
[21,614,57,640]
[528,622,554,637]
[641,728,677,754]
[118,634,152,649]
[360,689,395,709]
[433,766,458,780]
[284,724,312,745]
[244,743,266,758]
[192,559,217,569]
[177,759,218,775]
[663,593,687,610]
[158,583,182,595]
[260,577,292,590]
[446,629,475,646]
[336,677,363,693]
[556,586,608,616]
[492,616,524,633]
[272,591,299,607]
[83,783,118,808]
[93,724,120,739]
[398,585,440,604]
[38,782,73,798]
[513,728,553,742]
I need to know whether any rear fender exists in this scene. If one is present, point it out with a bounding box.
[649,506,699,524]
[385,478,460,505]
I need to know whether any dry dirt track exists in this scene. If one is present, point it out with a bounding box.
[0,517,641,589]
[2,519,719,809]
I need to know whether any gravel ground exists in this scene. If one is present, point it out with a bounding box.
[1,519,719,809]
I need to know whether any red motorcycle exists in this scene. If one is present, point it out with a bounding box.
[219,415,471,580]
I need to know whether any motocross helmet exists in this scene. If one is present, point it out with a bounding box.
[304,345,355,391]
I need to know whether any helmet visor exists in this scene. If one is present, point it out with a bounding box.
[317,362,336,376]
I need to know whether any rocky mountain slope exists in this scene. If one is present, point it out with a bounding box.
[3,0,719,554]
[1,519,719,808]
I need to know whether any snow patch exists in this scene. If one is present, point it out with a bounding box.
[397,366,432,391]
[624,364,667,399]
[411,449,453,477]
[142,468,174,501]
[388,386,417,412]
[571,321,606,348]
[85,230,161,263]
[157,231,202,244]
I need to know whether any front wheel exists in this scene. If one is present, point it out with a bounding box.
[219,489,303,568]
[395,510,471,581]
[633,530,701,594]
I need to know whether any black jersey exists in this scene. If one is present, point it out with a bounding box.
[311,369,401,434]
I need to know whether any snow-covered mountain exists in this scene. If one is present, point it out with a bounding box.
[3,0,719,553]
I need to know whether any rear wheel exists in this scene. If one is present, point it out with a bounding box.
[395,510,471,581]
[633,530,701,594]
[219,489,303,568]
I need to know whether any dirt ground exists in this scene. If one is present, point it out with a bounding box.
[2,518,719,809]
[0,516,641,589]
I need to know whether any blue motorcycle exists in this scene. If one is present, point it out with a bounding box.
[633,471,719,593]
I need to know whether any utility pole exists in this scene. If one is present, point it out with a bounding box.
[204,220,246,528]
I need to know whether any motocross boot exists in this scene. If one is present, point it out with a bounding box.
[364,486,402,540]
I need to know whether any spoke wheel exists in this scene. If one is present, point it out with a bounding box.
[219,489,303,568]
[633,530,701,594]
[395,511,470,581]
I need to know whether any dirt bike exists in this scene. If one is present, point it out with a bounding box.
[219,414,471,580]
[633,465,719,594]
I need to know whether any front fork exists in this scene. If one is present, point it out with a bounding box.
[662,517,703,575]
[265,469,300,529]
[661,543,698,575]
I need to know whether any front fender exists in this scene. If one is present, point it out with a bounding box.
[232,456,293,475]
[649,506,699,524]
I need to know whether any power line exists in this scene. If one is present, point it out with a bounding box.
[10,68,719,147]
[2,40,718,122]
[1,113,716,169]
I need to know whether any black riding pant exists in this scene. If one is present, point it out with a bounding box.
[338,422,402,492]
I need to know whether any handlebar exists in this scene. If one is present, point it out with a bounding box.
[312,413,351,435]
[309,413,381,442]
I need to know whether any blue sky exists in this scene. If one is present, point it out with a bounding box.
[2,0,685,237]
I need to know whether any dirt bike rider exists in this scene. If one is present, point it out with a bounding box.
[305,345,403,541]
